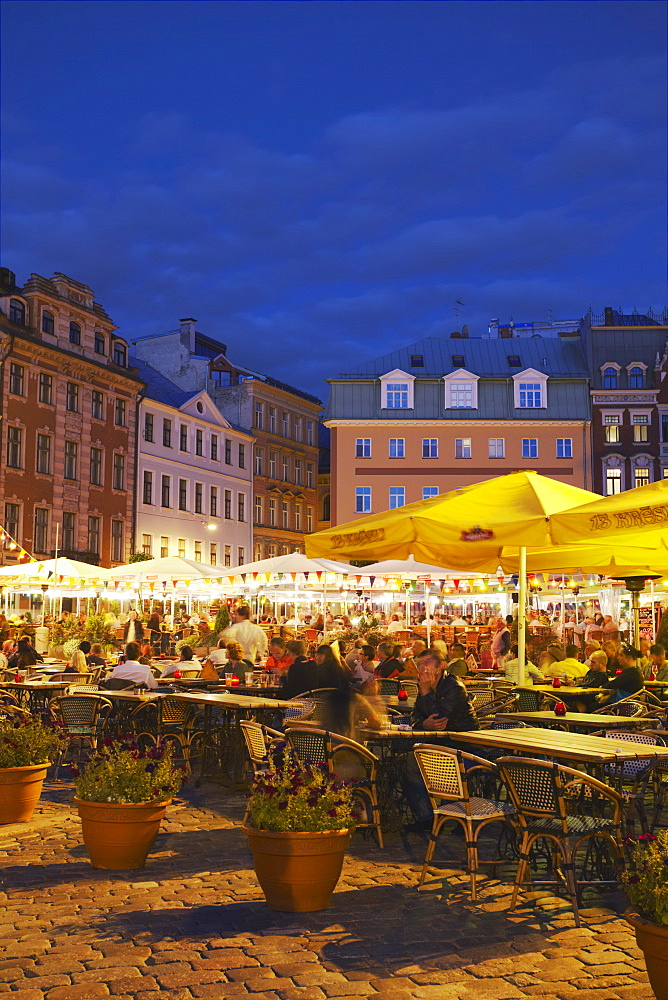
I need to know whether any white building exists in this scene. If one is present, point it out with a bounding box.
[133,359,253,567]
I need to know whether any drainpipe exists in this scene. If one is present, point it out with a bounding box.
[131,383,146,556]
[0,332,14,565]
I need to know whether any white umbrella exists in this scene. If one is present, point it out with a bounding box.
[0,557,102,581]
[97,556,229,583]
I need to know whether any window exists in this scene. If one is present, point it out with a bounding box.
[90,447,102,486]
[633,414,649,443]
[143,412,154,442]
[39,373,53,404]
[518,382,541,408]
[294,416,302,441]
[194,541,202,562]
[111,520,124,562]
[94,331,105,355]
[210,434,218,461]
[455,438,471,459]
[41,311,54,335]
[306,462,314,488]
[237,546,245,565]
[281,500,289,528]
[64,441,78,480]
[224,545,231,567]
[210,486,218,517]
[194,482,203,514]
[112,342,127,366]
[66,382,79,412]
[556,438,573,459]
[282,455,289,481]
[34,508,49,553]
[254,542,263,561]
[389,487,405,509]
[112,453,125,491]
[629,366,644,389]
[36,434,51,474]
[634,467,651,489]
[488,437,505,459]
[389,438,405,458]
[507,355,521,367]
[160,537,169,558]
[422,487,439,500]
[663,415,668,443]
[6,426,22,468]
[209,543,217,566]
[356,487,371,513]
[143,471,153,505]
[604,414,620,444]
[178,479,188,510]
[295,505,302,530]
[450,381,474,407]
[178,538,186,558]
[294,458,302,484]
[92,390,103,420]
[269,452,277,478]
[411,354,425,367]
[114,399,126,426]
[238,494,246,522]
[225,439,232,465]
[9,363,24,395]
[451,355,465,367]
[69,321,81,345]
[4,503,20,545]
[386,382,409,408]
[269,407,277,433]
[306,506,313,532]
[522,438,538,459]
[161,476,171,508]
[224,490,232,519]
[422,438,438,459]
[88,516,100,555]
[255,447,264,476]
[180,425,188,452]
[195,429,203,456]
[163,419,172,448]
[238,443,246,469]
[255,495,263,523]
[306,421,314,446]
[282,411,289,437]
[142,533,152,556]
[254,401,263,429]
[269,498,276,526]
[603,367,618,390]
[356,438,371,458]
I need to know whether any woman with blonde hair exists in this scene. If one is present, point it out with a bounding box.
[67,649,88,674]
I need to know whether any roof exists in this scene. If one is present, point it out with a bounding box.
[335,336,588,380]
[131,357,192,408]
[588,329,668,388]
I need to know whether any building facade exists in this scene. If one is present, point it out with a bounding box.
[134,360,253,567]
[132,320,321,560]
[0,269,142,567]
[325,337,592,525]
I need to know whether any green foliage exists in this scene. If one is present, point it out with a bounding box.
[623,832,668,925]
[73,739,186,804]
[51,616,81,646]
[356,613,380,632]
[63,637,80,660]
[174,637,193,655]
[213,604,230,637]
[129,552,153,563]
[0,716,69,768]
[83,614,117,646]
[247,751,358,833]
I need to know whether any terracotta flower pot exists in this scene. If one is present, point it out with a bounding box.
[0,764,49,823]
[626,908,668,1000]
[74,796,170,869]
[242,824,350,911]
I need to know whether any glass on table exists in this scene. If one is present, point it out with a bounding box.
[225,672,233,684]
[245,671,254,686]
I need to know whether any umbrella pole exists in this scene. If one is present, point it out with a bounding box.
[650,579,656,641]
[323,580,327,642]
[425,581,431,647]
[518,546,527,686]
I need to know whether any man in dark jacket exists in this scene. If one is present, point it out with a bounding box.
[280,640,317,699]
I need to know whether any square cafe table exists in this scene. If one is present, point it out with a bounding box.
[514,685,610,697]
[1,680,72,711]
[493,711,652,731]
[449,726,668,766]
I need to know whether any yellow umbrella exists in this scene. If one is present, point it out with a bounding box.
[499,529,668,575]
[550,478,668,545]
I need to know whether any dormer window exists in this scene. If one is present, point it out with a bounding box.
[380,369,415,409]
[410,354,424,367]
[94,331,106,355]
[112,341,127,367]
[41,311,54,335]
[69,321,81,345]
[626,362,647,390]
[507,355,521,367]
[513,368,547,409]
[9,299,25,325]
[602,366,618,390]
[444,368,479,409]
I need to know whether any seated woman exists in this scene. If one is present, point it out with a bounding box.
[596,643,644,706]
[160,644,202,678]
[223,641,254,680]
[65,649,88,674]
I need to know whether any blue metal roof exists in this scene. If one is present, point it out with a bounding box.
[132,357,192,408]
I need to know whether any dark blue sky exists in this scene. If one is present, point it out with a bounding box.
[2,1,666,398]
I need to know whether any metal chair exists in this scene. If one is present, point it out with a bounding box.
[133,695,201,770]
[413,745,515,900]
[239,720,284,777]
[601,730,664,835]
[283,699,313,723]
[377,678,400,698]
[515,688,542,712]
[497,755,624,927]
[50,694,113,774]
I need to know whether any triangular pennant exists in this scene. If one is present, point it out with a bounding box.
[369,576,375,586]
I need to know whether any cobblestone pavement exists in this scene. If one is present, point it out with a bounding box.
[0,780,651,1000]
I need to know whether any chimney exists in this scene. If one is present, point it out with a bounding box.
[604,307,614,326]
[179,317,197,353]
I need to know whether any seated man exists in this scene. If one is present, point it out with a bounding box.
[503,643,545,686]
[374,641,404,678]
[446,642,468,677]
[573,650,610,712]
[103,642,157,688]
[561,644,589,680]
[265,637,292,675]
[648,643,668,681]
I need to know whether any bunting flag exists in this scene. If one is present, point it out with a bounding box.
[241,574,247,582]
[149,583,155,592]
[439,579,446,590]
[316,572,323,581]
[265,574,271,583]
[369,576,375,586]
[453,579,460,590]
[252,573,258,580]
[290,573,296,581]
[228,577,235,585]
[205,578,211,584]
[355,575,361,583]
[303,572,309,580]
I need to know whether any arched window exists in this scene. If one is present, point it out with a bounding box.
[9,299,25,324]
[69,321,81,345]
[41,311,54,335]
[94,331,105,355]
[323,494,330,521]
[602,367,618,390]
[629,366,644,389]
[112,341,127,366]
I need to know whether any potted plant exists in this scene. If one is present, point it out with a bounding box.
[242,750,358,912]
[72,739,186,870]
[623,832,668,999]
[0,715,69,823]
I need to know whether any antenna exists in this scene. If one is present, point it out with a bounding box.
[454,300,465,332]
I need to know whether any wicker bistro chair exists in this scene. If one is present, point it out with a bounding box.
[50,694,113,774]
[413,745,516,900]
[239,720,284,777]
[284,725,384,848]
[132,696,202,770]
[496,756,625,927]
[293,688,339,725]
[514,688,543,713]
[600,730,665,836]
[377,678,400,698]
[471,689,518,719]
[283,699,314,723]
